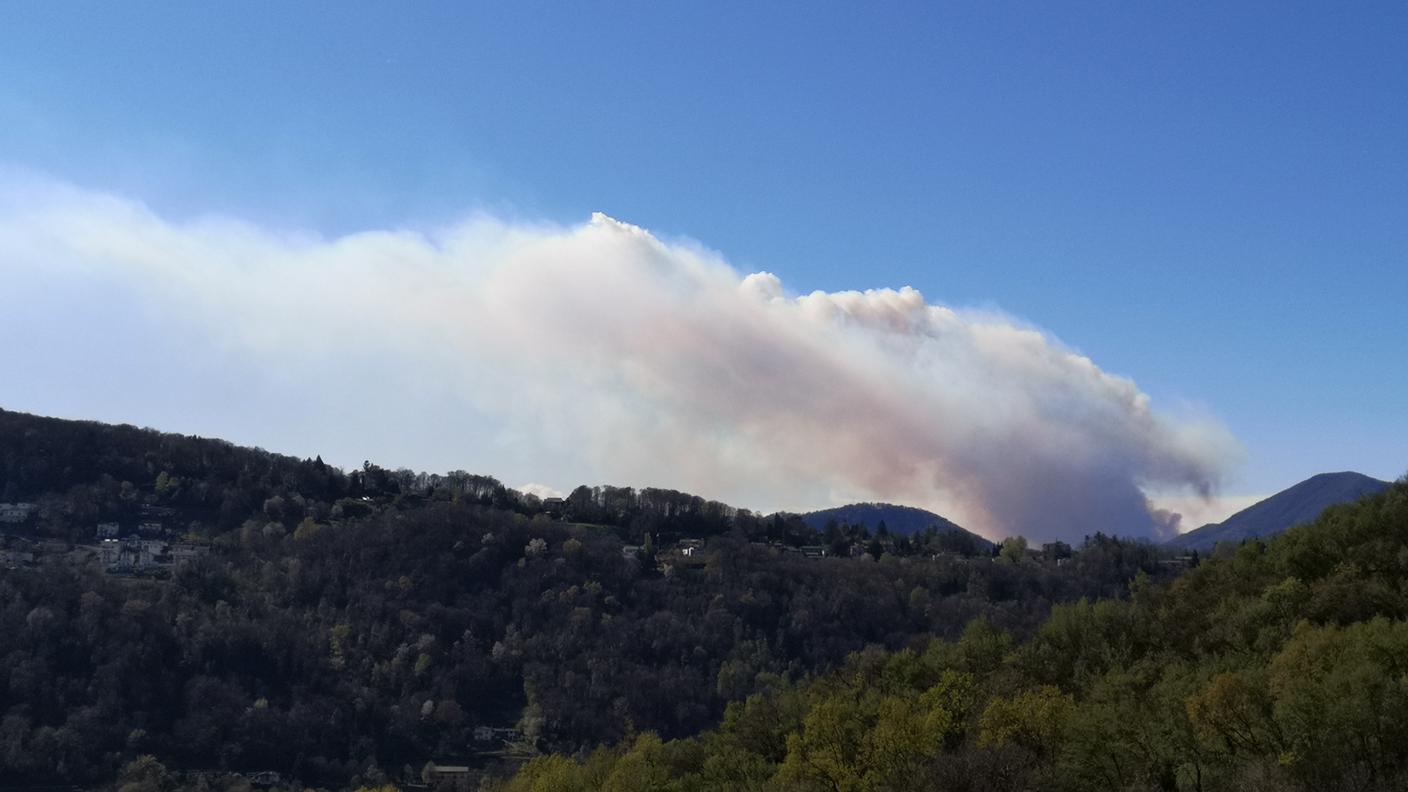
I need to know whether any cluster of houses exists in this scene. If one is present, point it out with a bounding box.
[98,536,209,573]
[473,725,522,744]
[618,537,713,576]
[771,541,832,558]
[0,511,210,574]
[619,537,849,569]
[0,535,210,574]
[741,539,834,558]
[0,502,37,524]
[0,500,211,575]
[620,537,709,559]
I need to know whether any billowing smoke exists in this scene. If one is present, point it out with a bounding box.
[0,176,1238,541]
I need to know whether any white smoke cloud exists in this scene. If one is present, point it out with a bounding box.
[0,176,1239,541]
[517,483,564,501]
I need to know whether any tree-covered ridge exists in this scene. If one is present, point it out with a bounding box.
[1166,470,1389,550]
[0,407,954,554]
[495,478,1408,792]
[0,408,1191,790]
[801,502,985,546]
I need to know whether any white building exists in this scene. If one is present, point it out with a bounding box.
[100,538,167,572]
[0,503,37,524]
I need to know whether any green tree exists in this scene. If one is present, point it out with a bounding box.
[999,535,1028,562]
[978,685,1074,759]
[117,755,174,792]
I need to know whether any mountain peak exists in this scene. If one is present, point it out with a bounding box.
[1167,471,1390,550]
[800,502,992,548]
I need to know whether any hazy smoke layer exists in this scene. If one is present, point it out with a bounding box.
[0,178,1237,541]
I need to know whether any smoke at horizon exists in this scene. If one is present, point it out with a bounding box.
[0,176,1240,542]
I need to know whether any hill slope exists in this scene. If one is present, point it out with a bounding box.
[498,478,1408,792]
[1167,470,1390,550]
[0,406,1185,789]
[802,502,991,547]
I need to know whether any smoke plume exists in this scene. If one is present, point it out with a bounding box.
[0,177,1238,541]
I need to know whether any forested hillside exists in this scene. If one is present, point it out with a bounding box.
[496,478,1408,792]
[0,409,1185,790]
[1167,471,1389,550]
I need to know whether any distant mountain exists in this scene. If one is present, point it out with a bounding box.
[801,502,992,548]
[1167,471,1391,550]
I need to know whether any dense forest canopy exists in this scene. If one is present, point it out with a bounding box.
[0,408,1192,790]
[5,408,1395,792]
[495,478,1408,792]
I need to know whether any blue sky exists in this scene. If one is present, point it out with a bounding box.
[1,3,1405,520]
